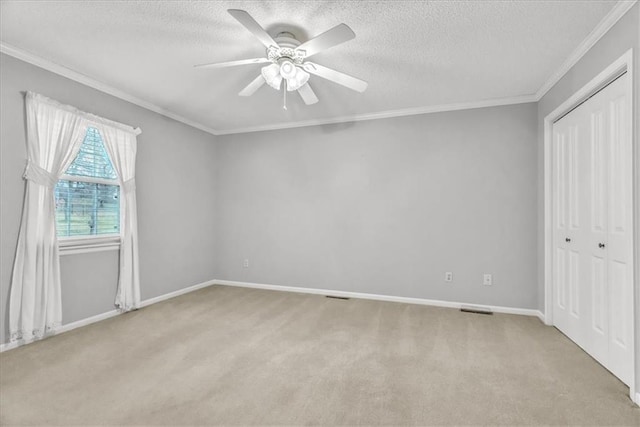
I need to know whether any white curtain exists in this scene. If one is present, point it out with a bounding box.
[9,92,141,342]
[99,125,141,311]
[9,93,89,341]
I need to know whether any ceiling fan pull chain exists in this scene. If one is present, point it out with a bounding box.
[283,79,288,110]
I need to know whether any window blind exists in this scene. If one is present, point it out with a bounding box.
[55,127,120,237]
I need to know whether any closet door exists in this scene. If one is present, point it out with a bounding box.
[585,78,612,368]
[601,74,633,384]
[552,99,589,349]
[552,73,632,386]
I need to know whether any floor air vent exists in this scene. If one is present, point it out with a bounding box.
[460,305,493,315]
[326,295,350,300]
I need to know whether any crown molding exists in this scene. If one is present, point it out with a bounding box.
[214,94,538,135]
[0,42,221,136]
[535,0,637,100]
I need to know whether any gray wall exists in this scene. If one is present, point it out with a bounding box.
[0,53,219,344]
[215,103,538,309]
[536,3,639,396]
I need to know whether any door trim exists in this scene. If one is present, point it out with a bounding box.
[543,49,636,403]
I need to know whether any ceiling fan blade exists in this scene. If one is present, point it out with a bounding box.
[194,57,270,69]
[228,9,278,49]
[297,83,319,105]
[239,75,266,97]
[296,23,355,58]
[303,62,368,93]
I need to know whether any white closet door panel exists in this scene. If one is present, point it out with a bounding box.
[610,261,629,346]
[556,248,567,311]
[554,129,568,231]
[609,259,631,383]
[569,250,580,318]
[608,93,631,239]
[590,109,606,235]
[590,255,607,335]
[588,252,608,363]
[568,124,581,231]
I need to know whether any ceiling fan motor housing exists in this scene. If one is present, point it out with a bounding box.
[267,32,306,65]
[274,31,301,48]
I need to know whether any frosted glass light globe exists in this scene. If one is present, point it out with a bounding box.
[279,60,297,79]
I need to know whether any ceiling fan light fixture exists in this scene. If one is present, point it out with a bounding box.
[286,68,310,91]
[261,63,282,90]
[279,60,297,79]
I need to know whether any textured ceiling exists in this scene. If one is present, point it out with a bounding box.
[0,1,619,133]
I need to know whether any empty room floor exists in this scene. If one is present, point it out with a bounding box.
[1,285,638,425]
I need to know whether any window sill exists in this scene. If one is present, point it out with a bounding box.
[58,235,121,256]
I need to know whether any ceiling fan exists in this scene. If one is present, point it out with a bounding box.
[195,9,368,108]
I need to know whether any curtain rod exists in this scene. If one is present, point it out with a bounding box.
[25,91,142,136]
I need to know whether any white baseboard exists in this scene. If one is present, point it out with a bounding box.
[0,309,122,353]
[57,309,120,334]
[3,335,35,352]
[139,279,216,308]
[0,279,217,352]
[1,339,26,352]
[213,279,543,318]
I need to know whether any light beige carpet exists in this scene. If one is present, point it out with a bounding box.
[1,285,639,426]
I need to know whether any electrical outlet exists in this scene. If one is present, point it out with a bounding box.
[483,274,492,286]
[243,259,249,268]
[445,272,453,282]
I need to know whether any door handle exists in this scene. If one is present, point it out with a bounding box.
[565,238,571,242]
[598,243,606,249]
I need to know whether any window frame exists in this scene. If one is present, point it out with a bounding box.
[56,130,122,256]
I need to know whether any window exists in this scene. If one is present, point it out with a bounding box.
[55,127,120,254]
